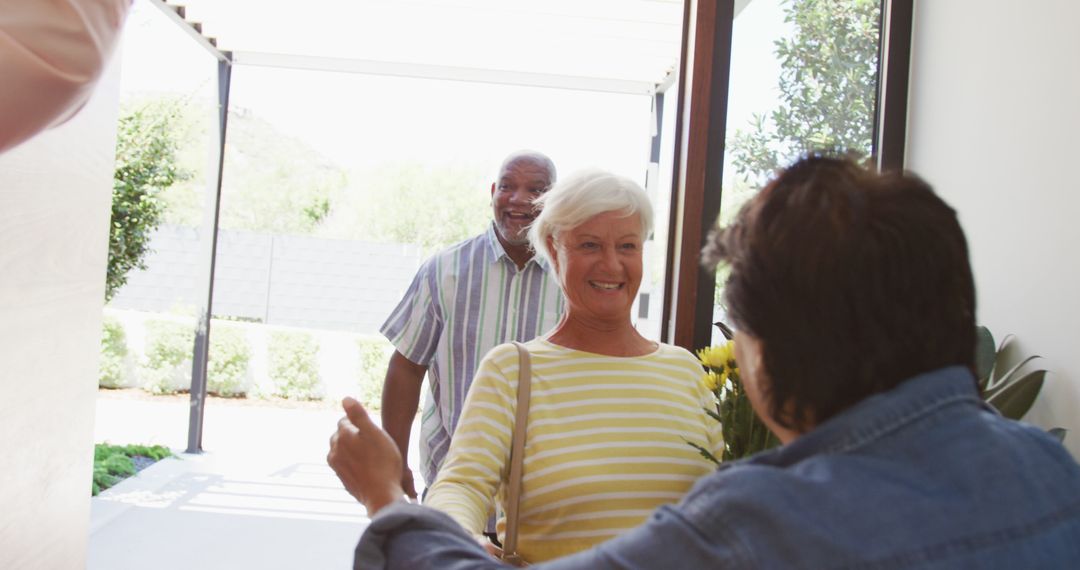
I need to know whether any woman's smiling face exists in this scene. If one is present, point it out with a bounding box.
[549,210,644,325]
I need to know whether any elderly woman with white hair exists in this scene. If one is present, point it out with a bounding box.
[342,170,723,564]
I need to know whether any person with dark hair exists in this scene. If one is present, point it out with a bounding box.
[330,154,1080,569]
[704,154,978,438]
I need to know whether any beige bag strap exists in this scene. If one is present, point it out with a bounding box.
[502,341,532,566]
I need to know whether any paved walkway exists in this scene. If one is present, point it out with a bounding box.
[89,393,421,569]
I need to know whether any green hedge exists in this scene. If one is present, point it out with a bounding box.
[268,330,322,400]
[141,319,194,394]
[207,324,251,397]
[356,336,391,409]
[99,316,129,389]
[93,443,172,495]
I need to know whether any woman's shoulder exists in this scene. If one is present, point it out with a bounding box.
[652,342,702,365]
[480,339,560,369]
[480,342,522,366]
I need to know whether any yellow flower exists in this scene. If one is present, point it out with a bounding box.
[702,370,722,392]
[698,340,736,371]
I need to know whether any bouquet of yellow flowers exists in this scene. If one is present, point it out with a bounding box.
[691,339,780,464]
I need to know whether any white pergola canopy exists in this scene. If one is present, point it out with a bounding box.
[149,0,752,94]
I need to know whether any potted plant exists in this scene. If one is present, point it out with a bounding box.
[975,326,1065,441]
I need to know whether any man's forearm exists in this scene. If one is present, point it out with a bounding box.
[380,351,426,463]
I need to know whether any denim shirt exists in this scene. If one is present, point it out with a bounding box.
[355,366,1080,569]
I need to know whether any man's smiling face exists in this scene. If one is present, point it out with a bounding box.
[491,157,553,246]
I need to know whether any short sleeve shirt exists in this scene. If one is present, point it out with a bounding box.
[380,224,565,486]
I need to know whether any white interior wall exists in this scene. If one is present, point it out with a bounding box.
[0,58,121,567]
[907,0,1080,457]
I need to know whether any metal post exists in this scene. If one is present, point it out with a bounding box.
[642,90,666,327]
[187,59,232,453]
[650,91,666,170]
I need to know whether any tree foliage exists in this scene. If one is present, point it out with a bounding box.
[217,107,346,233]
[317,161,491,252]
[153,106,347,233]
[107,102,187,300]
[134,101,489,253]
[728,0,881,184]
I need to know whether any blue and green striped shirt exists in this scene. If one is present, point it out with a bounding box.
[380,224,565,487]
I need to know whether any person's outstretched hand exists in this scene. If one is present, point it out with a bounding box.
[328,397,406,516]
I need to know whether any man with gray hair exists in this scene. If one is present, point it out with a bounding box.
[379,151,563,502]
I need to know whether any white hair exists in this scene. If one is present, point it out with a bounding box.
[527,168,654,268]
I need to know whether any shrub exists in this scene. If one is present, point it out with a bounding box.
[207,324,251,397]
[99,316,129,388]
[107,101,188,300]
[356,336,392,409]
[93,443,172,495]
[268,330,322,400]
[141,319,194,394]
[93,464,121,496]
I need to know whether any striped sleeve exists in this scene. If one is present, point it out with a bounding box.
[423,344,518,533]
[379,258,442,366]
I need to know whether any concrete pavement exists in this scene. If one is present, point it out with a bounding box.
[89,393,421,569]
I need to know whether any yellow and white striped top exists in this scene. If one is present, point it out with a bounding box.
[424,338,723,562]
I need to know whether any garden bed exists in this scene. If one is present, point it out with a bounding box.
[92,443,173,496]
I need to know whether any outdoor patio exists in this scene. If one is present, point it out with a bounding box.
[89,392,421,569]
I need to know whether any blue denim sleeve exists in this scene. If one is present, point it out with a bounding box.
[356,502,505,570]
[358,500,746,570]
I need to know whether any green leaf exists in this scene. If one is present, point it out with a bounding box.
[686,440,721,467]
[986,355,1042,393]
[987,334,1016,386]
[974,325,995,385]
[726,0,880,183]
[986,370,1045,420]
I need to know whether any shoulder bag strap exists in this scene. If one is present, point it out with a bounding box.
[502,341,532,566]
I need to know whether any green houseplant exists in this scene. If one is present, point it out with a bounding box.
[975,325,1065,441]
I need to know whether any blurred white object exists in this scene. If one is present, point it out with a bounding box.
[0,0,129,153]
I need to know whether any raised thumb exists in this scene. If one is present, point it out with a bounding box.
[342,396,373,429]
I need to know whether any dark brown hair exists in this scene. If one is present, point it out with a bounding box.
[703,154,976,431]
